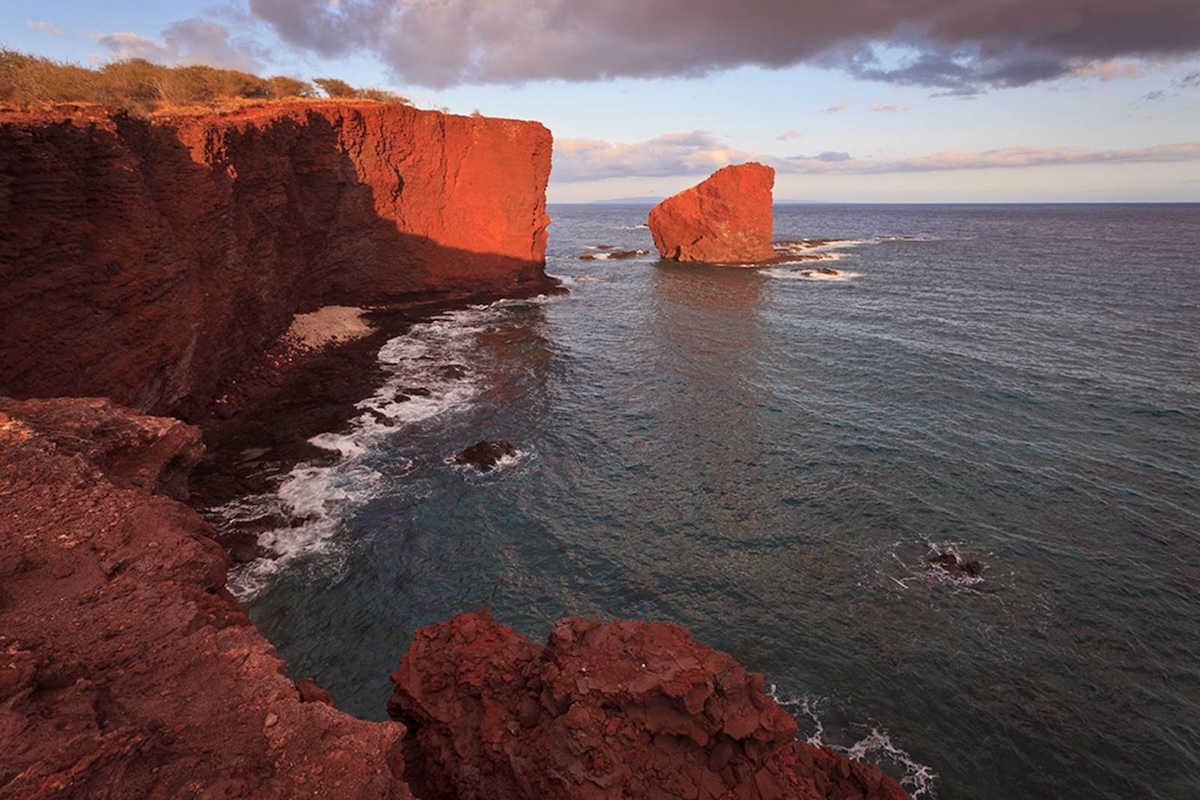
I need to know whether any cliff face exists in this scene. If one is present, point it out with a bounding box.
[0,102,553,420]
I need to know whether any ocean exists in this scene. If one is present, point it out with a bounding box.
[211,203,1200,799]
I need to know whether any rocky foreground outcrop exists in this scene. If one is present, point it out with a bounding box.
[649,163,776,264]
[0,397,411,798]
[390,611,910,800]
[1,396,912,799]
[0,102,554,420]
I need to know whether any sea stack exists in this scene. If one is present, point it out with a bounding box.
[648,162,776,264]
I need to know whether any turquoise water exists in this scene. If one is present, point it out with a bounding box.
[223,204,1200,798]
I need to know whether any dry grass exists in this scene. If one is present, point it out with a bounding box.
[0,50,410,116]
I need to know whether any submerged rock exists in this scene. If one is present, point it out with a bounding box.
[579,248,649,260]
[927,550,982,578]
[456,440,517,471]
[648,163,776,264]
[389,610,911,800]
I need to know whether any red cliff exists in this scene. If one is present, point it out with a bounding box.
[649,163,776,264]
[0,102,553,420]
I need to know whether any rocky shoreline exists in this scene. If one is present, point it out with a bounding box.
[1,103,911,798]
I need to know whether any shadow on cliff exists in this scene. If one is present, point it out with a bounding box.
[0,106,554,421]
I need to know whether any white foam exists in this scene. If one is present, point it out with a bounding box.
[216,298,544,600]
[762,267,863,282]
[844,727,939,798]
[770,689,938,798]
[449,446,533,477]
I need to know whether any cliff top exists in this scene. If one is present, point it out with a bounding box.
[0,47,409,117]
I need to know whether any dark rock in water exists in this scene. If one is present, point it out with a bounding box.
[437,364,468,380]
[817,267,839,275]
[456,440,517,471]
[366,408,396,426]
[927,551,982,577]
[403,386,432,397]
[579,249,647,261]
[227,530,262,564]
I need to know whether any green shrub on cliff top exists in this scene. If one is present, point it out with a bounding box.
[0,48,401,114]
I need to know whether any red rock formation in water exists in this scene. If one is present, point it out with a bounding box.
[0,102,553,420]
[0,397,413,798]
[389,611,911,800]
[649,163,776,264]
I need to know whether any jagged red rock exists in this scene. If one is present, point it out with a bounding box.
[649,163,776,264]
[0,397,413,799]
[388,610,911,800]
[0,102,554,420]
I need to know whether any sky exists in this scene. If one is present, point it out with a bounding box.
[4,0,1200,202]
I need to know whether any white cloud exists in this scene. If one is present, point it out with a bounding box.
[26,20,63,37]
[868,103,908,113]
[824,102,850,113]
[552,131,1200,183]
[1071,59,1143,82]
[553,132,757,182]
[95,19,262,72]
[776,130,803,141]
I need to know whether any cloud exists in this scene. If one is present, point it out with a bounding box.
[869,103,908,112]
[96,19,262,72]
[552,132,757,182]
[26,20,63,37]
[239,0,1200,90]
[781,143,1200,174]
[1139,69,1200,101]
[776,130,803,141]
[825,103,850,113]
[553,131,1200,182]
[1071,59,1142,82]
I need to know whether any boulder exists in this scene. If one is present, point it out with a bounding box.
[927,550,982,578]
[649,163,777,264]
[389,610,911,800]
[456,440,518,471]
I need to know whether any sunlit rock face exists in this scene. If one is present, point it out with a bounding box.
[649,162,776,264]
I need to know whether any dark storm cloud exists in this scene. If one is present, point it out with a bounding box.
[245,0,1200,89]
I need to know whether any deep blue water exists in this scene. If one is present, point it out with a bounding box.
[220,204,1200,799]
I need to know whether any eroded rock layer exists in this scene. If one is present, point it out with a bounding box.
[389,611,910,800]
[0,102,553,419]
[0,397,412,799]
[649,162,776,264]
